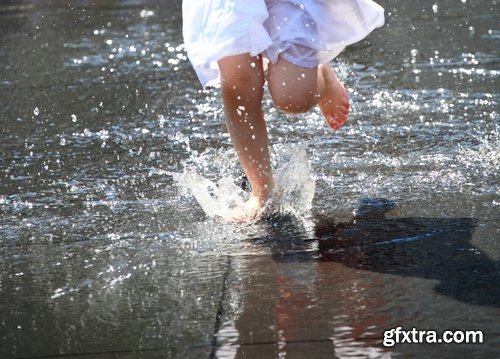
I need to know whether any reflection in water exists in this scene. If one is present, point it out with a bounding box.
[215,198,498,357]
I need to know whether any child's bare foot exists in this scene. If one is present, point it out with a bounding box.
[224,184,281,224]
[318,65,350,130]
[224,194,266,224]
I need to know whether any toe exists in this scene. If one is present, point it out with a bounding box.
[327,114,347,130]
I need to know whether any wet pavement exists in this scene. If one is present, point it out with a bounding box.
[1,0,499,358]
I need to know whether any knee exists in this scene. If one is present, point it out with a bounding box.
[270,87,317,114]
[267,58,319,114]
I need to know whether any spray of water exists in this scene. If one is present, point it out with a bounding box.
[172,144,316,222]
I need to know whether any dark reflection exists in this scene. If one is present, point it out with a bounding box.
[260,198,499,308]
[313,198,499,308]
[223,198,499,358]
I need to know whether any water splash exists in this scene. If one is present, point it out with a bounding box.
[458,127,500,174]
[172,145,316,221]
[272,145,316,217]
[175,170,248,219]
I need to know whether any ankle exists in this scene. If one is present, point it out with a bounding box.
[251,184,274,206]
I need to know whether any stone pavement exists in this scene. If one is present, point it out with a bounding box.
[1,0,499,358]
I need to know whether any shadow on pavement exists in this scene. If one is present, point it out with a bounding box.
[262,198,499,308]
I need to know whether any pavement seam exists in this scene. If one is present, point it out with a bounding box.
[208,255,232,359]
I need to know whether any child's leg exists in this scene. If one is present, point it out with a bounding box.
[268,57,350,129]
[218,54,274,213]
[317,64,350,130]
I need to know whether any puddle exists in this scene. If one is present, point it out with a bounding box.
[0,0,499,358]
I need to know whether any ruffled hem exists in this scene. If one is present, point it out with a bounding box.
[183,0,384,87]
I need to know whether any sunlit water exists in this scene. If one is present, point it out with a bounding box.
[0,0,499,358]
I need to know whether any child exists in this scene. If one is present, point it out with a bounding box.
[182,0,384,222]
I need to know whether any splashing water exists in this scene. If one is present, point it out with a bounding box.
[272,145,316,216]
[458,127,500,174]
[172,145,316,221]
[175,170,248,218]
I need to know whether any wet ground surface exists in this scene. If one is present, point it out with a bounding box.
[1,0,499,358]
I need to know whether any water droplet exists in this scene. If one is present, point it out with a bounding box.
[140,9,154,18]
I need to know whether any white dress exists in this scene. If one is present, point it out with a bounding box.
[183,0,385,87]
